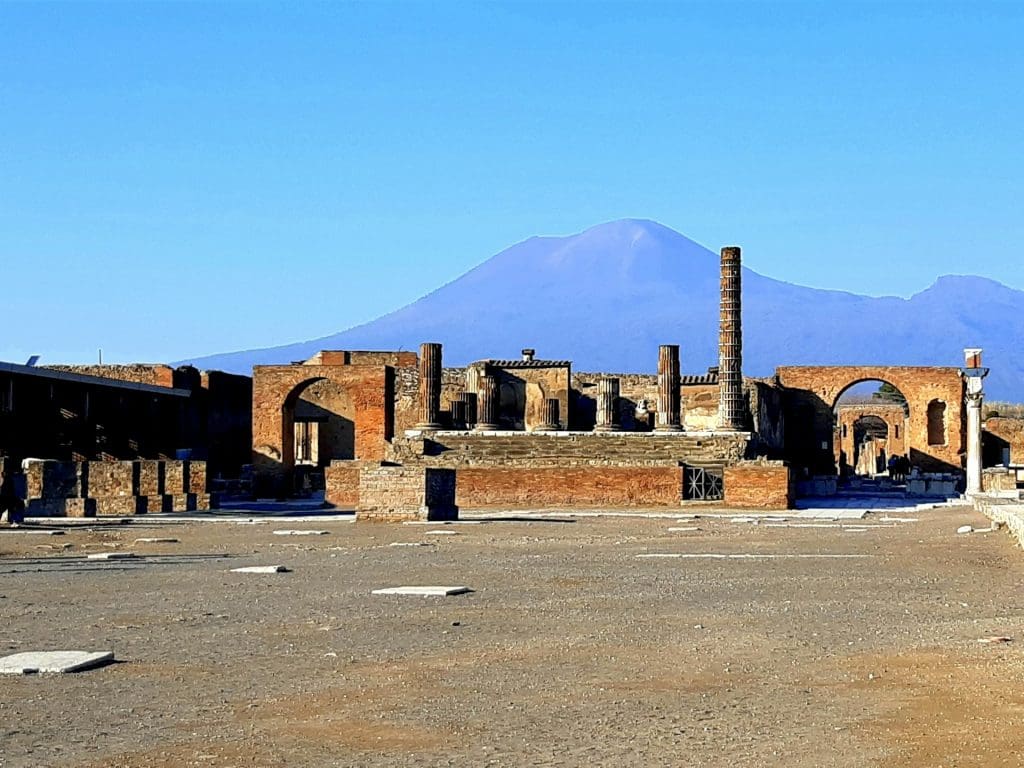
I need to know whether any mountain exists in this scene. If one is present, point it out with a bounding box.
[180,219,1024,401]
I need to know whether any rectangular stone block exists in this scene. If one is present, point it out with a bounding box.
[356,464,458,522]
[87,461,134,498]
[133,460,164,496]
[164,460,187,495]
[167,493,198,512]
[94,496,145,516]
[140,495,173,513]
[24,498,95,517]
[187,460,208,494]
[23,460,85,499]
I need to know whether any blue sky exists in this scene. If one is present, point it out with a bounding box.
[1,1,1022,364]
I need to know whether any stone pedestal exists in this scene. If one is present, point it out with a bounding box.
[357,464,458,522]
[474,375,501,430]
[719,246,745,430]
[415,342,443,429]
[656,345,682,432]
[534,398,560,432]
[594,377,621,432]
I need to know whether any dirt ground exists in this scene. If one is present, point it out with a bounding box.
[1,505,1023,767]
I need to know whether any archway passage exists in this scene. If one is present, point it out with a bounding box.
[282,377,356,494]
[833,380,910,481]
[777,365,965,484]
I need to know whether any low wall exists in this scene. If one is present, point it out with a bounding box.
[19,458,216,517]
[457,466,683,509]
[723,461,793,510]
[982,467,1020,494]
[972,494,1024,548]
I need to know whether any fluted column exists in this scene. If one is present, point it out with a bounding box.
[719,246,744,430]
[534,398,560,432]
[458,392,477,428]
[415,342,443,430]
[450,398,467,430]
[594,377,621,432]
[656,344,682,432]
[474,375,501,431]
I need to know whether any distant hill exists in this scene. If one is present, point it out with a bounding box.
[180,219,1024,400]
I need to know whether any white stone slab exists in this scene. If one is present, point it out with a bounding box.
[134,537,179,544]
[957,525,974,534]
[667,527,700,532]
[424,530,460,535]
[86,552,137,560]
[372,586,472,596]
[389,542,433,547]
[272,530,329,536]
[231,565,290,573]
[0,651,114,674]
[5,530,65,536]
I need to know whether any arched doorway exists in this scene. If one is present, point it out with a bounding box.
[282,377,356,494]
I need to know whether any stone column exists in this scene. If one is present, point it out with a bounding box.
[656,345,682,432]
[474,376,501,431]
[458,392,477,428]
[594,377,621,432]
[535,398,560,432]
[719,246,745,431]
[415,342,443,430]
[450,399,467,430]
[962,348,988,496]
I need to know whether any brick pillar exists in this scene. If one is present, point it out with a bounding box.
[594,377,621,432]
[457,391,477,428]
[415,342,443,430]
[719,246,744,430]
[656,344,682,432]
[535,398,560,432]
[474,376,500,431]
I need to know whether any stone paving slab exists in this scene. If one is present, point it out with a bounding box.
[272,530,329,536]
[86,552,137,560]
[0,651,114,674]
[371,586,473,596]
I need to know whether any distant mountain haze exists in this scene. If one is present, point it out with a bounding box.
[180,220,1024,401]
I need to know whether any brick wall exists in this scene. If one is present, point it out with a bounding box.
[44,364,177,388]
[456,466,683,508]
[324,460,361,508]
[356,464,457,522]
[723,461,793,510]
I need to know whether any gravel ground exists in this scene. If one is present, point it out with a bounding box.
[1,505,1023,767]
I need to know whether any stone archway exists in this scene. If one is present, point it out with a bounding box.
[777,366,965,476]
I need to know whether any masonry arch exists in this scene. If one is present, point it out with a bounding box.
[832,380,910,478]
[777,365,965,477]
[281,377,356,470]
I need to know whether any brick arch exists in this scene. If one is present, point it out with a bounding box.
[252,363,393,483]
[776,366,964,474]
[834,402,909,476]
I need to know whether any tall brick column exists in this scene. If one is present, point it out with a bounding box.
[474,375,501,431]
[719,246,744,431]
[415,342,443,430]
[594,377,621,432]
[656,345,682,432]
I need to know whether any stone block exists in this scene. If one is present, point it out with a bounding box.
[141,495,173,513]
[94,496,145,516]
[164,460,187,495]
[356,464,458,522]
[723,461,794,510]
[133,460,164,496]
[0,651,114,675]
[167,493,198,512]
[87,461,134,498]
[188,460,208,494]
[371,586,472,596]
[325,460,361,508]
[23,460,85,499]
[25,498,95,517]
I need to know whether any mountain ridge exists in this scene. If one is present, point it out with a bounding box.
[179,219,1024,400]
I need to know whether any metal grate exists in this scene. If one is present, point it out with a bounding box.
[685,466,723,501]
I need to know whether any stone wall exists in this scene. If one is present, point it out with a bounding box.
[389,431,750,468]
[984,417,1024,465]
[723,461,793,510]
[982,467,1020,494]
[572,372,723,431]
[356,464,457,522]
[44,364,178,388]
[324,460,361,509]
[749,380,784,454]
[456,466,683,508]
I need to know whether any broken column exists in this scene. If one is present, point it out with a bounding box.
[962,348,988,496]
[594,377,621,431]
[457,391,477,428]
[415,342,443,430]
[656,345,682,432]
[474,375,501,431]
[719,245,745,431]
[535,398,560,432]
